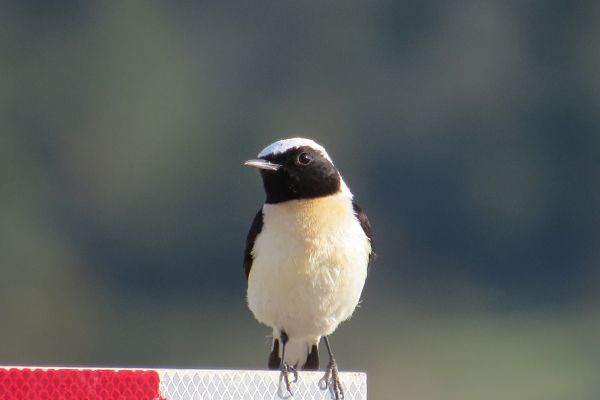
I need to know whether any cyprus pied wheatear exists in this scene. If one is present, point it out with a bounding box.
[244,138,374,400]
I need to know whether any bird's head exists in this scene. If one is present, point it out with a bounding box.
[245,138,349,204]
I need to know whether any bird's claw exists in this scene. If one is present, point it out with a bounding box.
[319,359,344,400]
[277,363,298,399]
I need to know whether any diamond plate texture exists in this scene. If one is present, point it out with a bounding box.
[0,368,164,400]
[158,369,367,400]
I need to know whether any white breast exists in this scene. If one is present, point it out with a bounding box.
[246,193,371,340]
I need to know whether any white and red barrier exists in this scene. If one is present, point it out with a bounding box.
[0,367,367,399]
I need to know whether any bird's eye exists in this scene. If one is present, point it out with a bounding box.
[298,152,312,165]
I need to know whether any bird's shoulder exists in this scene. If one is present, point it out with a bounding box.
[244,208,264,280]
[352,201,375,268]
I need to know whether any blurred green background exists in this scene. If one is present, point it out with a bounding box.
[1,1,599,399]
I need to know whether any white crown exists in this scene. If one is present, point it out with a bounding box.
[258,138,333,163]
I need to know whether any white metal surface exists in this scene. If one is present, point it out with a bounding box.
[158,369,367,400]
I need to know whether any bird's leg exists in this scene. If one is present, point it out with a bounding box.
[318,336,344,400]
[277,331,298,399]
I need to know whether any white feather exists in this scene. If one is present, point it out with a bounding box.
[257,138,333,163]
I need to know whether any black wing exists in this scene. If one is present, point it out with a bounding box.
[244,208,264,280]
[353,202,375,268]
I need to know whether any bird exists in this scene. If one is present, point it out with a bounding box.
[243,138,374,399]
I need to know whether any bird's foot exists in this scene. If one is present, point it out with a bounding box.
[319,358,344,400]
[277,362,298,399]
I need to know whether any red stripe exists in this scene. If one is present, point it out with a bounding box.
[0,368,165,400]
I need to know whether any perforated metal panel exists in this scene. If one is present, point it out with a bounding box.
[158,369,367,400]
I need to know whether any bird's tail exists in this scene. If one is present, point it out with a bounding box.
[268,334,320,370]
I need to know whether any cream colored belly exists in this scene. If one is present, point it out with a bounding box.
[246,195,370,339]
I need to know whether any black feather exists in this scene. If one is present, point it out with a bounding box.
[268,339,281,369]
[303,344,320,370]
[353,202,375,268]
[244,209,264,280]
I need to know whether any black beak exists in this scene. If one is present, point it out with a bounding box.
[244,159,281,171]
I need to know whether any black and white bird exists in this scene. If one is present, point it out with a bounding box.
[243,138,374,399]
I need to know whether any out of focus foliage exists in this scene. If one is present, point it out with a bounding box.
[1,1,598,399]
